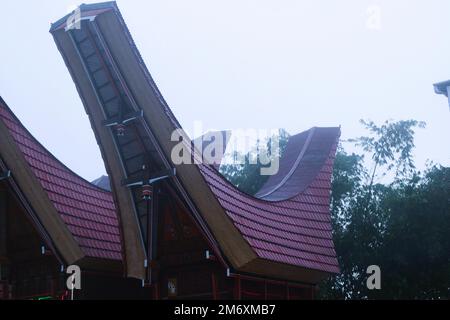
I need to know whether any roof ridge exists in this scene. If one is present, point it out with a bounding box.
[0,97,112,194]
[256,127,316,199]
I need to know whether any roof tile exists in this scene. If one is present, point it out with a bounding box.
[198,128,340,274]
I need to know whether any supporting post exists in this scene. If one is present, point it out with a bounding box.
[145,200,152,284]
[0,188,7,258]
[151,184,159,262]
[211,272,218,300]
[152,283,160,300]
[233,276,241,300]
[264,280,268,300]
[145,183,160,285]
[286,283,290,300]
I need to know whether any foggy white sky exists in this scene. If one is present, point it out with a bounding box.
[1,0,449,181]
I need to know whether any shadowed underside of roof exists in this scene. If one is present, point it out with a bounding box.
[0,98,122,261]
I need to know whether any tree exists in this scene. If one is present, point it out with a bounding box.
[220,129,290,195]
[320,119,450,299]
[220,120,449,299]
[377,165,450,299]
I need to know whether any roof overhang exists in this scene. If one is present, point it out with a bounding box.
[0,101,85,265]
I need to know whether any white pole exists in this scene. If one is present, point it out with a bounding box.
[71,276,74,301]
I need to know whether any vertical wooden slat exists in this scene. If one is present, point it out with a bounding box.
[151,184,160,262]
[211,272,218,300]
[233,276,242,300]
[286,283,290,300]
[145,197,152,283]
[264,280,268,300]
[152,283,160,300]
[0,188,7,258]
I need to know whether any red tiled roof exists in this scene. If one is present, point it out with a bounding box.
[0,99,122,261]
[199,127,340,274]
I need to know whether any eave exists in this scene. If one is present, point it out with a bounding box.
[0,102,85,264]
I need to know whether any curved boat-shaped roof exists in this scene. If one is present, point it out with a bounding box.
[256,127,340,201]
[0,97,122,262]
[50,1,339,282]
[200,127,340,274]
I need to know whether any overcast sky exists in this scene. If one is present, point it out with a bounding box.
[1,0,449,181]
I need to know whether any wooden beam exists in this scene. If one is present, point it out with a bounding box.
[145,183,160,285]
[52,27,145,278]
[144,194,151,283]
[211,272,218,300]
[264,280,268,300]
[152,283,160,300]
[227,270,315,289]
[159,251,207,268]
[0,189,7,257]
[151,184,160,262]
[233,276,242,300]
[239,257,330,284]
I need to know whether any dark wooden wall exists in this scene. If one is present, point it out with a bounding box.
[0,187,145,300]
[0,187,64,299]
[148,186,315,300]
[0,181,315,300]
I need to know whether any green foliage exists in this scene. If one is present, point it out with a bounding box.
[220,120,449,299]
[220,129,290,195]
[377,166,450,299]
[320,119,450,299]
[349,119,426,183]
